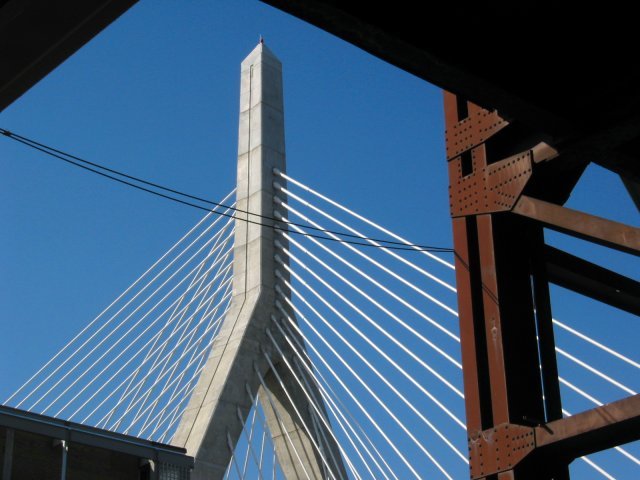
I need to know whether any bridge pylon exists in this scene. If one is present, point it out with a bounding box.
[172,42,347,480]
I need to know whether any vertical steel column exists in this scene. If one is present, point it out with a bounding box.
[444,93,566,479]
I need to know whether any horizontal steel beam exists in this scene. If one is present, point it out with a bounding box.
[535,394,640,460]
[544,245,640,316]
[513,195,640,256]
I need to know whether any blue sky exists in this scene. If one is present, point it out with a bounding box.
[0,2,637,478]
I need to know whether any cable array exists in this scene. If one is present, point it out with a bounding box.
[3,165,637,478]
[3,191,237,442]
[272,171,639,479]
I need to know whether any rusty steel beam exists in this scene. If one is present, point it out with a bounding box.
[445,92,566,480]
[445,91,639,479]
[535,394,640,460]
[467,395,640,478]
[545,245,640,316]
[513,195,640,256]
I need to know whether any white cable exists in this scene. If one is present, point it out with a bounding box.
[90,291,232,428]
[275,204,458,318]
[102,250,215,429]
[4,190,235,406]
[134,244,234,430]
[259,428,266,474]
[241,393,260,479]
[278,186,456,293]
[247,381,313,480]
[114,236,231,428]
[99,280,232,433]
[272,449,277,480]
[279,223,459,342]
[276,259,465,405]
[143,270,234,437]
[562,409,619,479]
[309,410,330,480]
[275,316,397,480]
[154,299,233,443]
[294,358,382,480]
[153,348,221,443]
[66,273,232,424]
[46,255,232,417]
[276,171,454,269]
[266,328,355,480]
[276,284,468,475]
[280,172,640,393]
[139,326,221,440]
[260,350,339,480]
[141,347,213,440]
[275,283,465,473]
[557,347,636,396]
[16,202,235,409]
[247,388,283,464]
[236,405,265,480]
[25,223,234,412]
[139,283,234,438]
[112,310,228,436]
[579,456,616,480]
[281,316,399,480]
[269,322,373,480]
[273,296,423,480]
[227,431,245,479]
[553,319,640,370]
[278,235,460,361]
[114,294,233,433]
[560,377,605,408]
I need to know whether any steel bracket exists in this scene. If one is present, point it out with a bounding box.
[469,423,535,479]
[449,149,533,217]
[445,107,508,159]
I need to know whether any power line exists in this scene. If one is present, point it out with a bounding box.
[0,128,454,253]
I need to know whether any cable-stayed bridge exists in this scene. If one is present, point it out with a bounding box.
[1,43,638,480]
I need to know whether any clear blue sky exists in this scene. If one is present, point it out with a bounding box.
[0,2,637,478]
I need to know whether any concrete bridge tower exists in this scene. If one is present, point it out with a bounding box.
[172,42,347,480]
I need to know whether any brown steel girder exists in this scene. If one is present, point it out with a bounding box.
[445,91,640,479]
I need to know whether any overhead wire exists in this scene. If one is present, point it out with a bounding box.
[0,128,453,253]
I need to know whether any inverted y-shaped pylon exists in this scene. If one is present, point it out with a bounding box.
[172,42,346,480]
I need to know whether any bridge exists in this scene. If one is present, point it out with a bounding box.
[1,3,639,480]
[5,43,640,479]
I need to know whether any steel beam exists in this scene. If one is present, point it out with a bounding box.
[445,92,638,479]
[535,394,640,459]
[466,395,640,479]
[544,245,640,316]
[513,195,640,256]
[445,92,562,480]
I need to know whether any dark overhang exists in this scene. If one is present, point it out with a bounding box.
[262,1,640,187]
[0,0,137,112]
